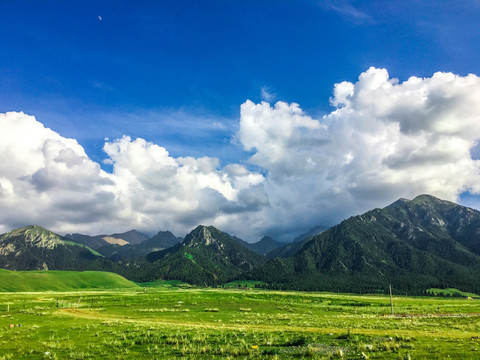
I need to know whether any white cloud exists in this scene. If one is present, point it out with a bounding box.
[0,114,265,237]
[260,86,276,102]
[236,67,480,238]
[0,112,117,234]
[323,0,374,24]
[1,68,480,241]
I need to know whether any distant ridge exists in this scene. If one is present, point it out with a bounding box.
[65,230,150,250]
[267,225,328,259]
[66,229,181,260]
[233,235,284,255]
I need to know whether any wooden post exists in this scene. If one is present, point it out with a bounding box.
[56,298,59,308]
[389,285,394,315]
[7,304,9,312]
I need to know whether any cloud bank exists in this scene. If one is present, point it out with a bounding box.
[1,67,480,241]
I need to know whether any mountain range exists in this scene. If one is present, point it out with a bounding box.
[248,195,480,293]
[2,194,480,294]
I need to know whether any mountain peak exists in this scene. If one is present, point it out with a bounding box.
[184,225,217,247]
[6,225,64,249]
[385,194,457,210]
[411,194,455,206]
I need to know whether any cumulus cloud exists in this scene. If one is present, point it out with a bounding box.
[1,67,480,241]
[0,113,265,236]
[102,136,265,233]
[0,112,117,234]
[237,67,480,239]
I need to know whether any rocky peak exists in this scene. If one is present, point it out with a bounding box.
[184,225,217,247]
[5,225,64,249]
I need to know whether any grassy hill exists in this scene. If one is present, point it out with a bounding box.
[0,269,139,291]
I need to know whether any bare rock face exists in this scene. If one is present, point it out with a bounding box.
[184,226,216,247]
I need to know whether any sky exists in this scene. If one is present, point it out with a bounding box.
[1,1,480,242]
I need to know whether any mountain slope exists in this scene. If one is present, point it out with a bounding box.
[249,195,480,293]
[0,225,104,271]
[131,225,265,285]
[293,225,329,243]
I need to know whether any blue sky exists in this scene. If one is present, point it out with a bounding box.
[3,1,480,162]
[1,1,480,240]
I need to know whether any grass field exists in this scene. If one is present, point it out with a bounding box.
[1,284,480,359]
[426,288,479,298]
[0,270,139,292]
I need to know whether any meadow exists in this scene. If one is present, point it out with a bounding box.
[1,283,480,359]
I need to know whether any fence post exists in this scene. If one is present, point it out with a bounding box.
[389,285,394,315]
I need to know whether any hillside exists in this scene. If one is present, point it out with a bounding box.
[0,269,138,291]
[249,195,480,293]
[0,225,105,271]
[130,225,265,285]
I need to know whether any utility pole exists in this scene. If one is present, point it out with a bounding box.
[389,285,394,315]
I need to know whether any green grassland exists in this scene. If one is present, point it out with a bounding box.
[1,284,480,359]
[0,270,138,292]
[427,288,479,298]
